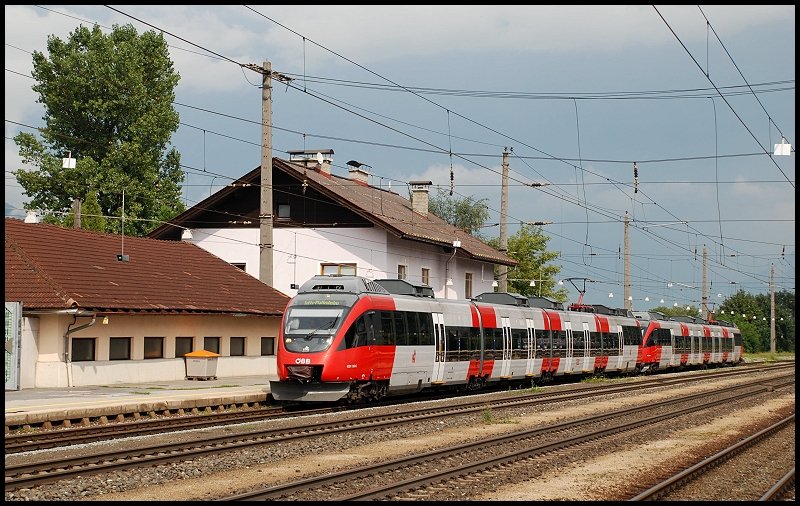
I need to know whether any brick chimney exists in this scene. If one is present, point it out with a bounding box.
[409,180,432,216]
[349,167,369,185]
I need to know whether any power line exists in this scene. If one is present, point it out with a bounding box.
[653,5,794,188]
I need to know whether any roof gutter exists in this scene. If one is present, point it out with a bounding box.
[24,308,97,316]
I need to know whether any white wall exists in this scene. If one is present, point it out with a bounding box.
[23,312,281,388]
[19,316,40,389]
[187,226,496,299]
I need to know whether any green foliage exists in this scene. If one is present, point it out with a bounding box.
[487,224,569,301]
[649,305,701,319]
[717,289,795,354]
[481,405,517,424]
[13,23,185,236]
[427,187,490,238]
[83,190,107,231]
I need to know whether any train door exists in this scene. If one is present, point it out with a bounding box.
[500,317,512,378]
[564,321,574,374]
[582,321,592,373]
[431,312,446,383]
[525,318,536,377]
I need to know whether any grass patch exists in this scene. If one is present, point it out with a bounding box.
[745,351,795,362]
[481,406,519,425]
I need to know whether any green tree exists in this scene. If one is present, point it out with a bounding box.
[64,189,107,232]
[427,187,490,238]
[718,289,795,353]
[487,224,568,300]
[13,23,185,236]
[650,306,701,319]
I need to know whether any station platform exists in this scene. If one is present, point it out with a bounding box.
[4,376,274,432]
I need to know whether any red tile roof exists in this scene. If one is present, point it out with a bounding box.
[5,218,289,315]
[149,158,518,267]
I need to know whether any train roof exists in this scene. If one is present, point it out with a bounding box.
[568,303,633,317]
[472,292,529,306]
[297,275,390,295]
[373,278,435,298]
[527,295,565,310]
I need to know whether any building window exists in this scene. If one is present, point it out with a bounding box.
[231,263,246,271]
[230,336,246,356]
[398,264,407,280]
[72,338,96,362]
[144,336,164,359]
[421,268,430,286]
[277,204,291,219]
[204,336,221,354]
[321,263,357,276]
[175,336,194,357]
[465,272,473,299]
[261,337,275,356]
[109,337,131,360]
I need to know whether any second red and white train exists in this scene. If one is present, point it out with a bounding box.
[270,275,743,403]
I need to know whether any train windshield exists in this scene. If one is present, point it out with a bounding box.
[283,306,347,353]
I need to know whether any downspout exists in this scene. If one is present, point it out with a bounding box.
[64,314,97,387]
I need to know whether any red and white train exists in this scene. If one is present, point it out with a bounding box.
[269,275,743,403]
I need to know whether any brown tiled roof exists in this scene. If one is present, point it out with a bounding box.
[149,158,517,267]
[4,218,289,315]
[277,160,517,266]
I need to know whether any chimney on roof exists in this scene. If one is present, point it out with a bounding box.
[348,167,369,185]
[288,149,334,177]
[409,180,432,217]
[24,210,40,223]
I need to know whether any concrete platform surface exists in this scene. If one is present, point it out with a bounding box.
[5,376,274,430]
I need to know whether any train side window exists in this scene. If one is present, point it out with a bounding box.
[342,316,368,349]
[512,328,527,359]
[406,312,420,346]
[482,328,494,361]
[470,326,481,361]
[589,331,601,357]
[622,325,640,346]
[572,330,585,357]
[379,311,395,345]
[552,330,566,358]
[534,329,550,359]
[446,328,460,362]
[418,312,434,346]
[394,312,408,346]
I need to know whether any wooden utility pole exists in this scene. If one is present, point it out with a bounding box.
[701,245,708,319]
[498,149,510,292]
[623,212,631,310]
[72,198,81,229]
[770,263,776,353]
[259,60,274,286]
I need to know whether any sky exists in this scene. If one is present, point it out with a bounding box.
[5,5,795,312]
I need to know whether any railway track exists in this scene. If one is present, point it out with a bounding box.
[220,376,794,500]
[6,369,793,495]
[6,362,790,454]
[630,414,795,501]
